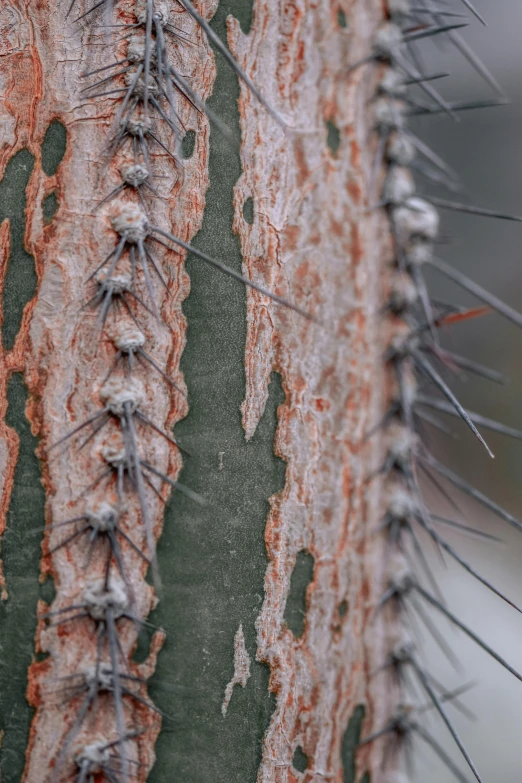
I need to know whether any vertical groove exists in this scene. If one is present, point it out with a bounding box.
[149,5,286,778]
[0,375,45,783]
[0,150,36,352]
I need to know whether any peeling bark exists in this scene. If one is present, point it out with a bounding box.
[0,0,395,781]
[222,623,252,716]
[230,1,393,779]
[1,1,216,779]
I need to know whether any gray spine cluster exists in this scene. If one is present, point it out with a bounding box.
[359,3,522,782]
[41,1,289,780]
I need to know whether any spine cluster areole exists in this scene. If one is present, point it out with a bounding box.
[359,2,522,782]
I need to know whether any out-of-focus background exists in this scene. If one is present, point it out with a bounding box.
[408,2,522,780]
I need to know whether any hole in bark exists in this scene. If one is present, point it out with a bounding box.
[338,599,348,617]
[326,121,341,157]
[132,623,155,664]
[292,746,308,773]
[0,374,45,782]
[342,704,366,783]
[284,550,314,638]
[39,574,56,606]
[41,120,67,177]
[0,148,37,351]
[361,773,371,783]
[337,8,347,28]
[42,191,59,224]
[243,197,254,225]
[182,130,196,159]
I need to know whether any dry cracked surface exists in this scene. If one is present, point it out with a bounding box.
[0,1,393,781]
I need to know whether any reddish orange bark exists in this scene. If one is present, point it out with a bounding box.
[229,1,394,779]
[0,1,395,781]
[0,1,216,779]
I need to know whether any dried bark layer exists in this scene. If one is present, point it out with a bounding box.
[0,0,395,781]
[230,0,394,779]
[0,0,216,779]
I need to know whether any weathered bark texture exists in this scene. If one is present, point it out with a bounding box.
[1,1,216,778]
[0,1,394,781]
[230,2,394,779]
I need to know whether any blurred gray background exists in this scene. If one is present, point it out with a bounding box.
[407,2,522,780]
